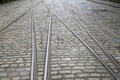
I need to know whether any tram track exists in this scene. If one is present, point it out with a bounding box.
[75,4,120,45]
[39,3,120,80]
[53,14,120,80]
[29,1,120,80]
[83,9,120,42]
[69,1,120,45]
[89,12,120,37]
[64,2,120,46]
[90,12,120,37]
[43,12,52,80]
[69,11,120,70]
[43,9,114,80]
[48,1,120,78]
[3,0,119,80]
[61,0,120,68]
[0,0,42,32]
[30,7,37,80]
[63,1,120,72]
[0,9,30,32]
[30,3,52,80]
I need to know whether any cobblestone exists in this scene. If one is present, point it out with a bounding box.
[7,68,15,71]
[13,77,20,80]
[88,78,100,80]
[0,73,7,77]
[34,3,50,80]
[38,76,42,80]
[0,10,32,79]
[1,78,10,80]
[54,0,120,77]
[0,0,120,80]
[51,75,62,79]
[21,76,29,79]
[8,72,19,77]
[64,0,120,64]
[64,74,75,78]
[48,10,112,79]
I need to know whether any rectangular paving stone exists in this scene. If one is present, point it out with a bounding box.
[51,75,62,79]
[90,73,101,77]
[0,73,7,76]
[88,78,100,80]
[59,70,71,74]
[64,74,75,78]
[76,73,90,77]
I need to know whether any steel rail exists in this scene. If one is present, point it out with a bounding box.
[0,9,30,32]
[53,14,119,80]
[66,3,120,46]
[30,8,37,80]
[89,13,120,42]
[0,0,42,32]
[71,4,120,41]
[43,12,52,80]
[41,2,120,80]
[30,1,43,80]
[88,14,120,40]
[30,2,52,80]
[69,11,120,71]
[91,12,120,36]
[89,15,120,45]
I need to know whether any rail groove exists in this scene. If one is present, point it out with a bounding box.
[61,2,120,73]
[67,4,120,45]
[30,2,120,80]
[69,11,120,71]
[30,8,37,80]
[53,14,119,80]
[43,2,120,79]
[43,12,52,80]
[0,0,42,32]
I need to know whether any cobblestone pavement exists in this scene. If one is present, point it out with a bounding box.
[0,0,120,80]
[64,0,120,44]
[0,0,42,30]
[61,0,120,64]
[50,15,112,80]
[61,0,120,63]
[0,11,32,80]
[34,3,50,80]
[75,0,120,44]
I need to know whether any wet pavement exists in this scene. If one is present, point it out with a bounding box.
[0,0,120,80]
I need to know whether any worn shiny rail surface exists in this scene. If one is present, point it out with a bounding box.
[43,12,52,80]
[54,14,119,80]
[30,0,120,80]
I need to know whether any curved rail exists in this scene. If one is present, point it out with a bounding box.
[30,1,43,80]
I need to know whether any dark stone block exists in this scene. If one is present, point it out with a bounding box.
[0,0,16,3]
